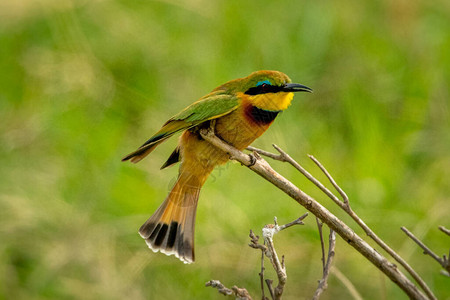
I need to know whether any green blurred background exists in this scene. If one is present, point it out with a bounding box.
[1,0,449,299]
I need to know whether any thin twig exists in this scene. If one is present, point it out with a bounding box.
[308,155,349,204]
[401,226,450,276]
[248,146,283,161]
[205,280,233,296]
[439,226,450,237]
[316,218,326,273]
[247,144,435,300]
[309,155,436,299]
[265,232,285,300]
[249,230,267,252]
[327,230,336,271]
[265,279,275,300]
[278,213,308,231]
[248,146,346,210]
[200,128,429,300]
[312,229,336,300]
[205,280,253,299]
[438,226,450,276]
[249,230,270,300]
[260,249,268,300]
[262,221,288,299]
[401,227,444,264]
[249,216,307,300]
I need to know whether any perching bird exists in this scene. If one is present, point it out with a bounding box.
[122,70,312,263]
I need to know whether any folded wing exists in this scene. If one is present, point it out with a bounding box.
[122,91,239,163]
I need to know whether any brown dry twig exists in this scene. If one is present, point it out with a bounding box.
[262,224,286,300]
[316,218,326,272]
[205,280,253,300]
[248,144,436,300]
[308,154,435,299]
[401,226,450,277]
[199,127,430,300]
[439,226,450,237]
[249,230,269,300]
[312,219,336,300]
[249,214,308,300]
[208,215,307,300]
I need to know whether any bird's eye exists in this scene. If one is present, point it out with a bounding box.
[256,80,271,87]
[245,80,279,95]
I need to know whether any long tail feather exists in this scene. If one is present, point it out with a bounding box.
[122,140,164,163]
[139,172,202,263]
[122,119,193,163]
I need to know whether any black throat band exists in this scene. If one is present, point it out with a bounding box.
[248,106,281,124]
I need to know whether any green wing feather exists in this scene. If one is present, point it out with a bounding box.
[122,91,239,163]
[170,92,238,122]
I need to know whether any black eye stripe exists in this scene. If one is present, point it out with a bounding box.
[244,84,283,95]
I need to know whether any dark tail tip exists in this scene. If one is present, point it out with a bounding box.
[160,147,181,170]
[122,141,162,164]
[139,221,195,264]
[121,149,145,163]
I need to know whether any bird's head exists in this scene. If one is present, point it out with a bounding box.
[215,70,312,111]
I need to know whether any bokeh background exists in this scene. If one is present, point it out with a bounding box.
[1,0,449,299]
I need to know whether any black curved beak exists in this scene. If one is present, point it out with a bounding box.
[282,83,313,93]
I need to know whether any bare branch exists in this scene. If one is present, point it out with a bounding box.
[278,213,308,231]
[401,226,450,276]
[265,279,275,300]
[306,156,436,299]
[248,145,346,210]
[248,230,270,300]
[249,230,267,252]
[250,143,438,297]
[250,146,436,300]
[259,250,268,300]
[439,226,450,237]
[262,224,287,300]
[231,286,253,300]
[312,229,336,300]
[247,146,284,161]
[249,216,308,300]
[205,280,233,296]
[308,155,349,204]
[316,218,326,273]
[205,280,253,299]
[200,128,430,300]
[401,227,444,264]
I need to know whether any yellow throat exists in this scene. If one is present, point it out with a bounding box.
[239,92,294,111]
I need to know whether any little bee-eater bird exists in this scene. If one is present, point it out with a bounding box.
[122,70,312,263]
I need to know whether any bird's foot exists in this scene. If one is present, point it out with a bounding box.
[247,151,261,167]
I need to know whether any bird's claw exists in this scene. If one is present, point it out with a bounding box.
[248,152,260,167]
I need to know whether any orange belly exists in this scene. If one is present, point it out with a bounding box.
[214,104,273,150]
[178,105,274,180]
